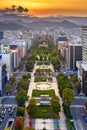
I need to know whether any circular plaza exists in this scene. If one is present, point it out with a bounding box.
[36,83,52,90]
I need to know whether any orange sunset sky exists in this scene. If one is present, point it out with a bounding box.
[0,0,87,17]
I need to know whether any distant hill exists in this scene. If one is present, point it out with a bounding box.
[0,22,27,30]
[0,13,39,23]
[42,16,87,25]
[0,13,86,30]
[28,20,79,29]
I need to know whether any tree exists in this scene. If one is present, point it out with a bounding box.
[51,56,60,71]
[14,116,24,130]
[39,54,43,61]
[17,106,25,117]
[84,102,87,110]
[51,49,58,57]
[27,98,36,118]
[43,127,46,130]
[51,96,61,117]
[22,73,31,80]
[16,89,28,106]
[70,74,77,83]
[18,61,23,70]
[5,84,12,91]
[18,78,28,90]
[62,88,74,108]
[9,76,16,85]
[26,60,35,72]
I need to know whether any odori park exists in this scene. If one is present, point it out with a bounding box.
[26,62,67,130]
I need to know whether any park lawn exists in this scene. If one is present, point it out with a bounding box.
[34,76,53,83]
[35,105,52,118]
[32,89,55,97]
[36,68,52,73]
[37,61,50,65]
[34,77,47,82]
[35,105,59,118]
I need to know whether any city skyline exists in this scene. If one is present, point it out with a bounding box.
[0,0,87,17]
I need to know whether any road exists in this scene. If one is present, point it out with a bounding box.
[0,103,17,130]
[0,93,17,129]
[1,97,17,105]
[70,97,87,130]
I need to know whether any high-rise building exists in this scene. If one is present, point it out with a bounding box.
[82,25,87,63]
[77,25,87,95]
[68,43,82,70]
[82,25,87,95]
[0,60,8,95]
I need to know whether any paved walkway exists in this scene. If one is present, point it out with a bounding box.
[34,119,58,130]
[27,62,67,130]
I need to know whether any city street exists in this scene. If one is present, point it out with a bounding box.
[70,97,87,130]
[0,102,17,130]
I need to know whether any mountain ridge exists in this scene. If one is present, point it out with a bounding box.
[0,13,86,30]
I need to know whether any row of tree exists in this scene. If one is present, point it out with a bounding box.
[5,76,16,92]
[50,49,61,71]
[16,73,31,106]
[57,74,74,120]
[70,74,81,93]
[15,74,31,121]
[14,116,35,130]
[15,73,32,130]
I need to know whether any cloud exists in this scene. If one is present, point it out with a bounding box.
[0,5,29,13]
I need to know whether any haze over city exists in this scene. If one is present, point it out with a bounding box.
[0,0,87,17]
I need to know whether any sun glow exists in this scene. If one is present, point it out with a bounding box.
[0,0,87,17]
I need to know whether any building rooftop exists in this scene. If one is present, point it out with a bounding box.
[58,37,68,42]
[0,61,5,66]
[82,63,87,71]
[69,42,82,46]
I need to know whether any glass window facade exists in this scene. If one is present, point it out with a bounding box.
[82,25,87,63]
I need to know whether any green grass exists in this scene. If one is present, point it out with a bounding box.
[37,61,43,65]
[35,105,59,118]
[32,89,55,97]
[37,61,50,65]
[34,77,47,82]
[36,68,52,73]
[35,105,51,118]
[34,76,53,83]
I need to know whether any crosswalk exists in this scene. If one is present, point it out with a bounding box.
[73,120,84,130]
[70,105,85,108]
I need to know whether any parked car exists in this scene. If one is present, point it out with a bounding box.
[83,117,87,123]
